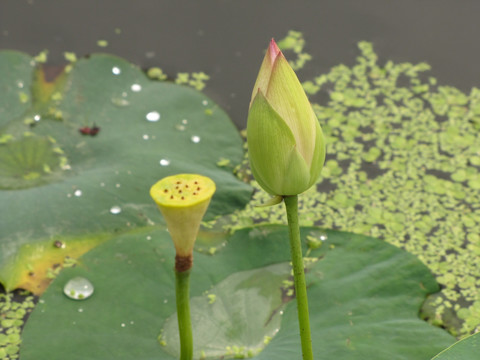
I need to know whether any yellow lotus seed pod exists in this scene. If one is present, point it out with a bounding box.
[150,174,216,264]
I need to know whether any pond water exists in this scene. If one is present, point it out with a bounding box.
[1,0,480,129]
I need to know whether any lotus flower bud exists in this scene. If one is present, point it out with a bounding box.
[150,174,216,270]
[247,39,325,196]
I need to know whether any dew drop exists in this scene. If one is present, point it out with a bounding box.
[159,158,170,166]
[163,299,168,303]
[202,100,208,106]
[319,234,328,241]
[182,119,188,125]
[131,84,142,92]
[74,189,82,197]
[33,114,41,122]
[115,183,121,188]
[110,206,122,214]
[146,111,160,122]
[142,134,150,140]
[191,135,201,143]
[17,81,24,88]
[63,277,94,300]
[112,66,121,75]
[146,236,152,241]
[121,323,126,328]
[78,308,84,313]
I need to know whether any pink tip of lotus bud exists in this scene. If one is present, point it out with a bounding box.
[268,38,281,65]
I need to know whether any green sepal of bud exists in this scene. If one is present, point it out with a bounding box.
[248,91,312,196]
[255,195,284,207]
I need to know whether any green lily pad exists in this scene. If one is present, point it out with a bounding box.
[431,332,480,359]
[0,51,252,293]
[162,263,290,358]
[20,226,454,359]
[0,51,35,126]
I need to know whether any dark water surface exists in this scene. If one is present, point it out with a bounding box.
[1,0,480,128]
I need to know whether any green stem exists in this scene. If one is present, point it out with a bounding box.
[284,195,314,360]
[175,269,193,360]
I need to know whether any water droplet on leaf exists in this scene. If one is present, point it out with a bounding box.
[112,66,121,75]
[110,206,122,214]
[74,189,82,197]
[131,84,142,92]
[146,111,160,122]
[191,135,201,143]
[63,277,94,300]
[159,159,170,166]
[142,134,150,140]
